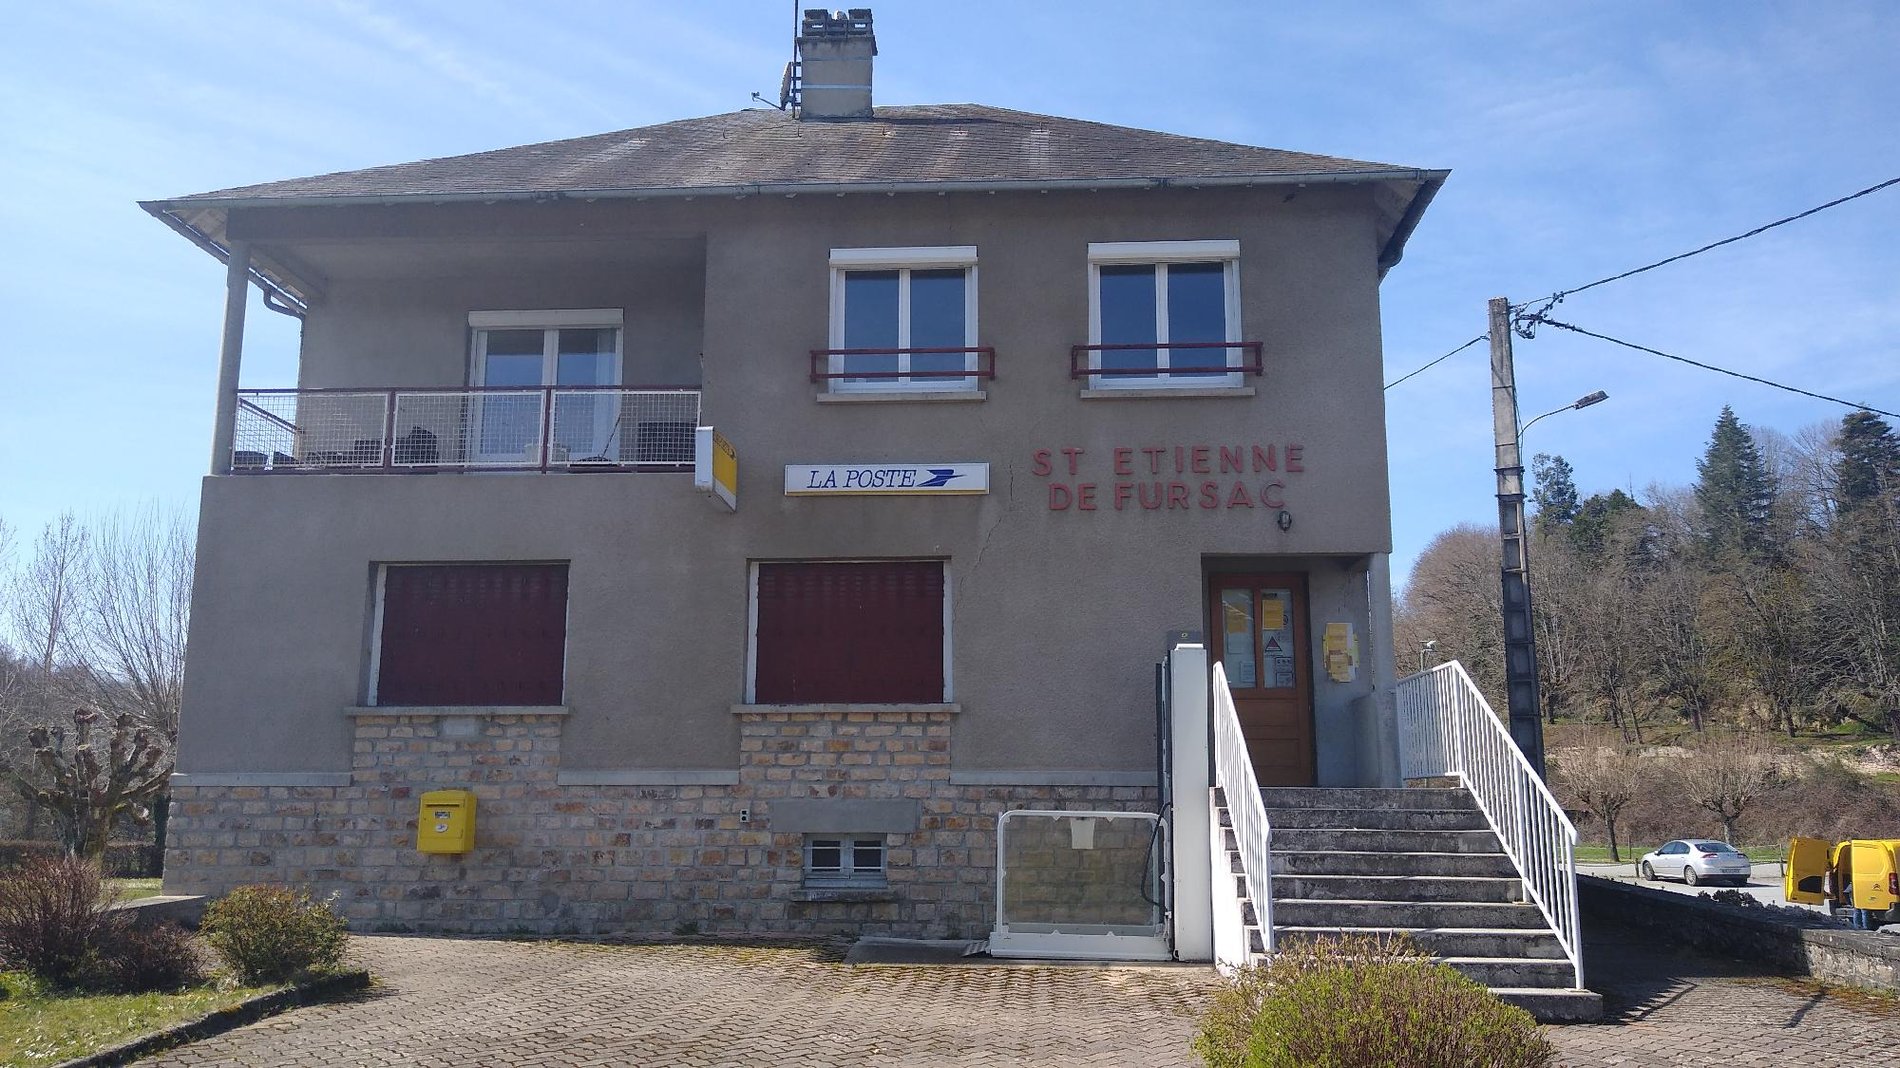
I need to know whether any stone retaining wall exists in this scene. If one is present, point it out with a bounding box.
[1579,875,1900,992]
[165,709,1155,938]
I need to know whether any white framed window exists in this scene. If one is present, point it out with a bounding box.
[467,310,624,462]
[1085,240,1244,389]
[805,835,888,889]
[827,247,980,392]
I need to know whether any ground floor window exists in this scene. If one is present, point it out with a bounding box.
[374,563,569,706]
[751,560,946,704]
[805,836,888,889]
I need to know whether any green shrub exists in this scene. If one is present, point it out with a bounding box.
[0,855,116,988]
[1194,934,1554,1068]
[201,885,348,984]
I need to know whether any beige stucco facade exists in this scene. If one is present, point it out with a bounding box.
[165,179,1410,934]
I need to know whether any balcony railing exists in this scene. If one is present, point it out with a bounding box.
[230,386,702,474]
[1069,341,1264,380]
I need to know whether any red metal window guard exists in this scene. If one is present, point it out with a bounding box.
[1068,340,1264,379]
[808,346,998,383]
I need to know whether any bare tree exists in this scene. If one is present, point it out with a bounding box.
[1677,732,1776,843]
[1396,524,1506,710]
[1551,730,1645,861]
[75,504,194,741]
[2,515,91,838]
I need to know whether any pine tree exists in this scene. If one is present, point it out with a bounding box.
[1531,453,1580,538]
[1694,406,1777,563]
[1836,410,1899,514]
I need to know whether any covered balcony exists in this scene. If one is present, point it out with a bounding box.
[229,386,701,474]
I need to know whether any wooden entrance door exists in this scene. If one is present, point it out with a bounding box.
[1207,573,1314,786]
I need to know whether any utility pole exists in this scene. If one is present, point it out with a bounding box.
[1489,297,1546,777]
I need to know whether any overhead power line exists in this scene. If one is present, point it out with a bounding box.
[1384,335,1486,390]
[1523,314,1898,420]
[1517,175,1900,317]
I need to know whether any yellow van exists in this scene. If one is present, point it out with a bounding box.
[1785,837,1900,929]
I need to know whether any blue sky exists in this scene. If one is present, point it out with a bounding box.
[1,1,1895,588]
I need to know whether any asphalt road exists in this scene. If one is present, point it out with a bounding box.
[1576,861,1830,912]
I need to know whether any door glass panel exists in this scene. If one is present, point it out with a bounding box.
[1219,588,1256,688]
[553,328,617,457]
[1259,589,1295,689]
[478,329,544,457]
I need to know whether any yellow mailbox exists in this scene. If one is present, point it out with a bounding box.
[418,789,476,854]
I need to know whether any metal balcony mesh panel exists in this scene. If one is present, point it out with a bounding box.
[233,391,390,469]
[231,389,701,471]
[998,812,1163,929]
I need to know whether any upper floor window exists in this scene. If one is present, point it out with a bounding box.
[826,247,980,393]
[1084,241,1244,389]
[469,310,624,461]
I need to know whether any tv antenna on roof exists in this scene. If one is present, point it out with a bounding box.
[749,1,801,112]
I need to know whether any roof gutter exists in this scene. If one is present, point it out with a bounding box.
[143,204,311,315]
[1376,172,1446,279]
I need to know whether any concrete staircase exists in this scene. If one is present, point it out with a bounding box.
[1219,786,1601,1024]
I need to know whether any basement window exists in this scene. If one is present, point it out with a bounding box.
[805,836,888,889]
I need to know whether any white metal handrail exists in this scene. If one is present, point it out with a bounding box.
[1211,662,1273,965]
[1397,661,1583,988]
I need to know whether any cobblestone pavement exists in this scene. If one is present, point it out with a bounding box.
[138,926,1900,1067]
[1551,922,1900,1067]
[141,936,1216,1067]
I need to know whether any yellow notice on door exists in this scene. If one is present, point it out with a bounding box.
[1260,597,1286,632]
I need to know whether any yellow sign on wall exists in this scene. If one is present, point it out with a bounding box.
[694,427,738,511]
[1322,622,1358,683]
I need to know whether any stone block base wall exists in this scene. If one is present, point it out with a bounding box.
[165,709,1156,938]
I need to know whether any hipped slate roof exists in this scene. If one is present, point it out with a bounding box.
[163,105,1431,201]
[142,105,1446,304]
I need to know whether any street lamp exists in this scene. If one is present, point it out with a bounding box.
[1519,390,1609,438]
[1418,639,1437,674]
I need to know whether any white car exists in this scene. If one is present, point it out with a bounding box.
[1638,839,1753,886]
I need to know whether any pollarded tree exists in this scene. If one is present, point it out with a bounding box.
[1694,406,1778,564]
[6,706,171,859]
[1677,732,1776,844]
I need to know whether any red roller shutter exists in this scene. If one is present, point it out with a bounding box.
[755,561,944,703]
[377,564,568,706]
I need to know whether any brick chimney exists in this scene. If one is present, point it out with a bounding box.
[796,9,876,120]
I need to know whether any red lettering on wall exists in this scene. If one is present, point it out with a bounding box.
[1113,447,1133,476]
[1200,481,1221,508]
[1139,482,1163,510]
[1114,482,1135,510]
[1190,445,1211,474]
[1261,481,1286,508]
[1031,449,1052,477]
[1227,482,1254,508]
[1077,483,1098,511]
[1061,447,1084,476]
[1286,445,1305,473]
[1049,483,1072,510]
[1219,446,1244,474]
[1166,482,1190,509]
[1173,446,1186,473]
[1253,445,1277,472]
[1142,446,1166,474]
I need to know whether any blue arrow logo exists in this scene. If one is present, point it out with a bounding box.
[919,468,960,488]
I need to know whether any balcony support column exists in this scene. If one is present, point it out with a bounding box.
[209,242,251,474]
